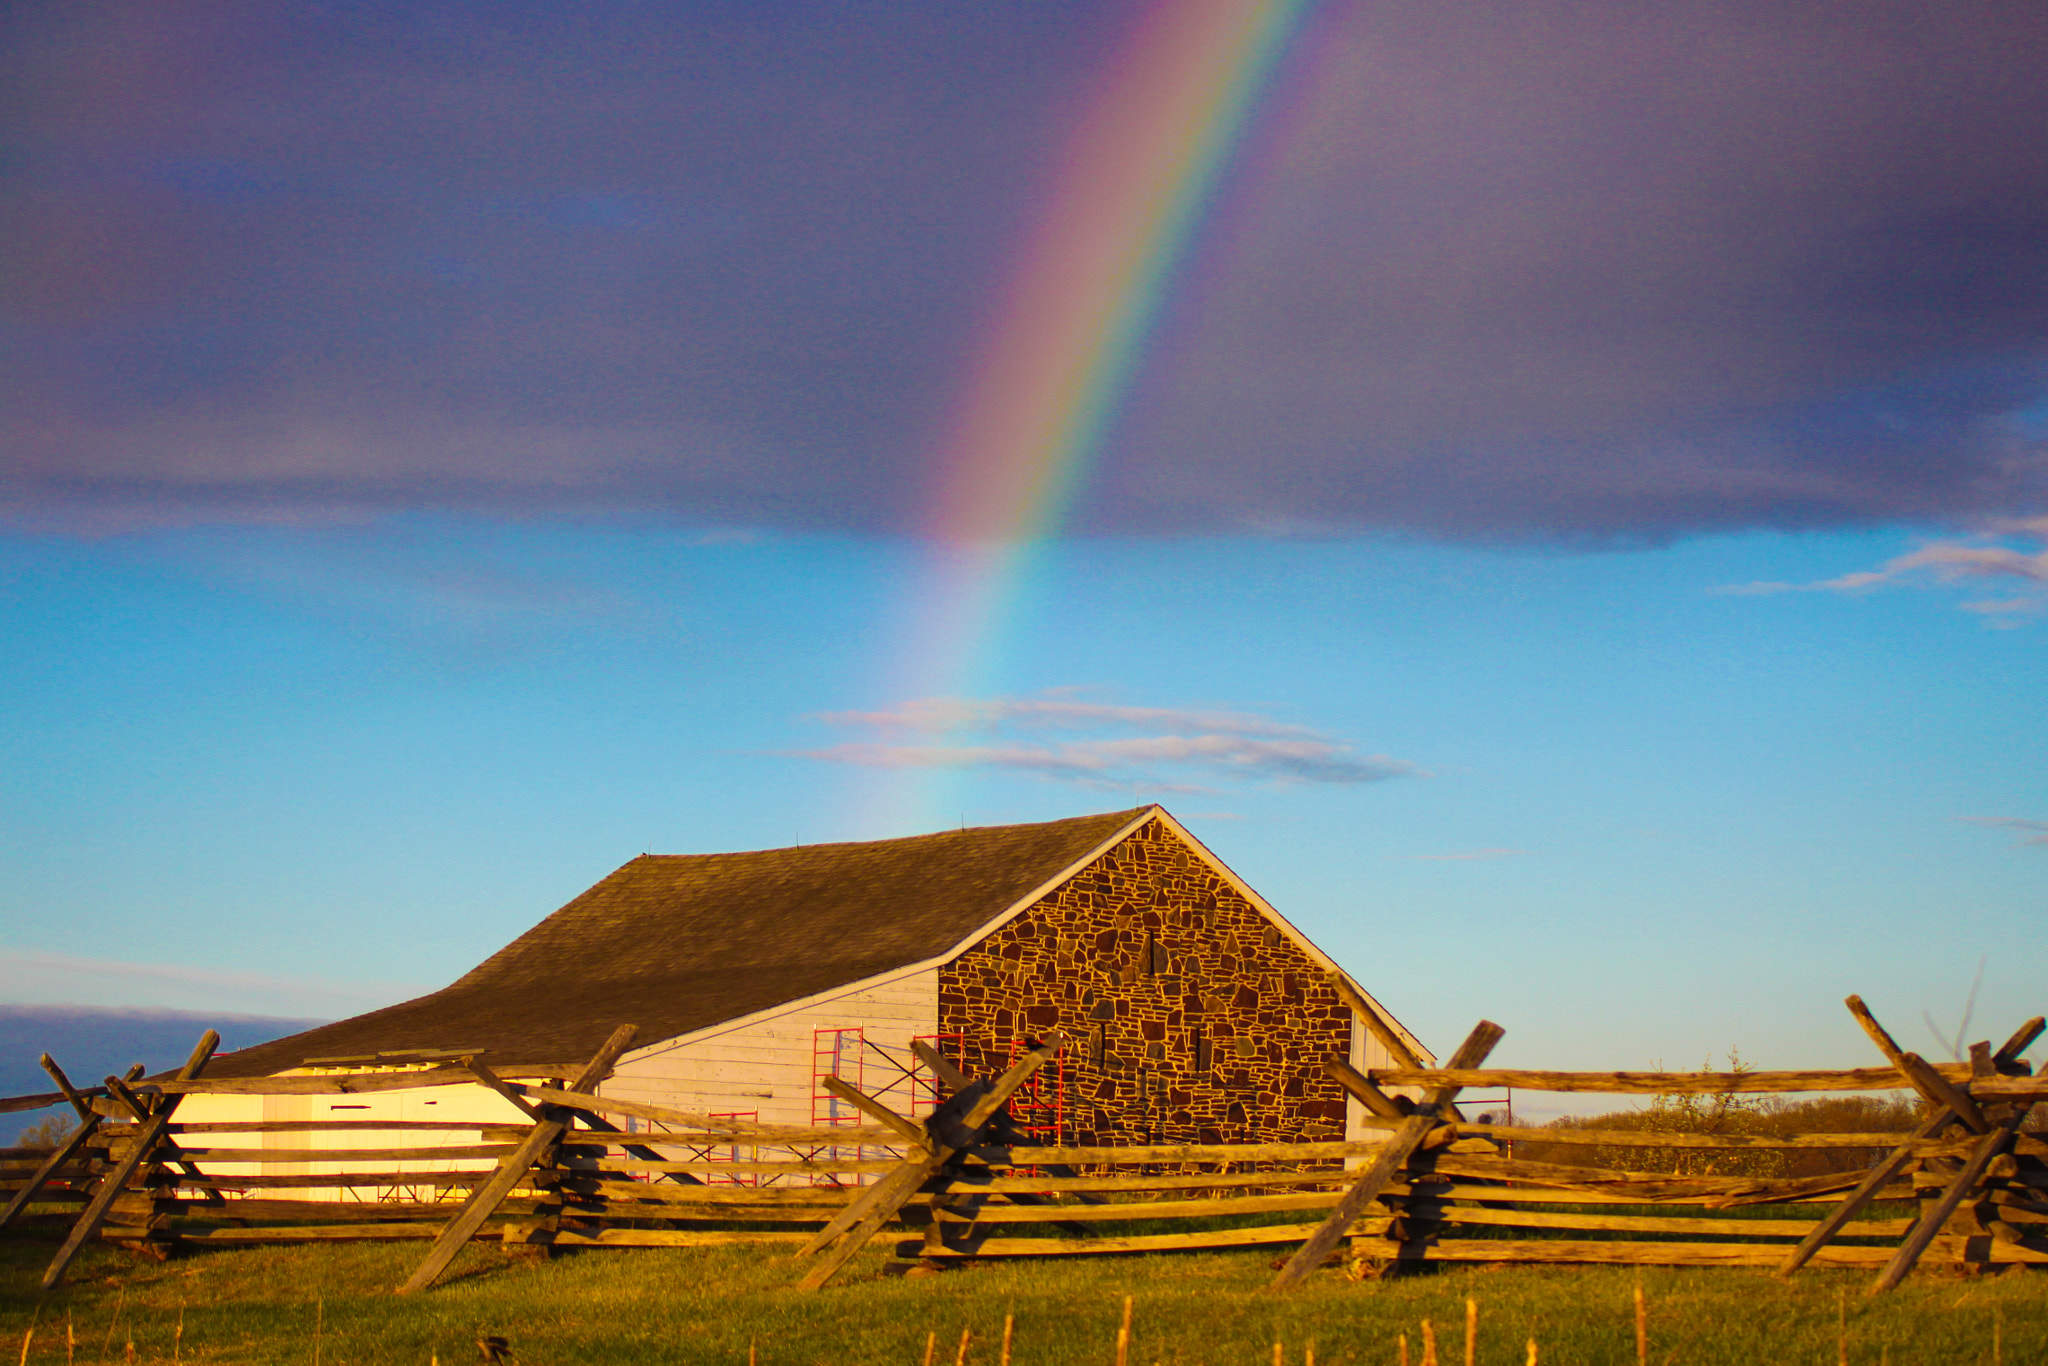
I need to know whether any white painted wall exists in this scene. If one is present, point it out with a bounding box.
[603,967,941,1132]
[1344,1017,1415,1147]
[175,1076,535,1204]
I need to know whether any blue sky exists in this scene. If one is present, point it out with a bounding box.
[2,2,2045,1108]
[3,518,2041,1108]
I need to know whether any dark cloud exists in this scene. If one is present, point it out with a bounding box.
[3,1,2045,542]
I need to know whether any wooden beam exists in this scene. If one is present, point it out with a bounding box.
[909,1037,1105,1223]
[1870,1110,2027,1293]
[1773,1109,1955,1279]
[1894,1052,1988,1135]
[1325,1058,1411,1123]
[1972,1075,2048,1101]
[819,1076,928,1148]
[10,1060,149,1229]
[397,1024,637,1295]
[100,1074,152,1125]
[550,1107,708,1187]
[465,1058,544,1123]
[103,1073,225,1204]
[1843,995,1989,1132]
[38,1056,108,1124]
[1363,1117,1922,1151]
[41,1030,217,1291]
[794,1038,1063,1291]
[910,1039,972,1094]
[1268,1019,1503,1291]
[155,1143,518,1164]
[1993,1017,2044,1070]
[150,1064,584,1097]
[1361,1063,1971,1095]
[0,1120,104,1231]
[520,1086,896,1145]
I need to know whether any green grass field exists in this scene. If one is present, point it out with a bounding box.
[4,1231,2043,1365]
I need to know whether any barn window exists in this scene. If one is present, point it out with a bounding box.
[1193,1026,1211,1073]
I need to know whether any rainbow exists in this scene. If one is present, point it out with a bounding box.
[860,0,1314,833]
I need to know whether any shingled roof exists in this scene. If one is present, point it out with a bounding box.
[206,807,1153,1078]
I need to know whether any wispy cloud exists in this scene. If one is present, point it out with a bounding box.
[1956,816,2048,847]
[816,695,1323,739]
[1715,519,2048,624]
[798,693,1424,790]
[1396,848,1535,862]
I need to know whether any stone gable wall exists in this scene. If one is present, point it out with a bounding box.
[937,817,1351,1147]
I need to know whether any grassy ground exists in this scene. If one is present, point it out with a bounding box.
[2,1232,2041,1365]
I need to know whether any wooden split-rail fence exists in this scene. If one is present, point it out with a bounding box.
[2,999,2043,1295]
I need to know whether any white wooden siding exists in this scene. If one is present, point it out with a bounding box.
[175,1078,534,1203]
[604,968,940,1131]
[1344,1017,1413,1147]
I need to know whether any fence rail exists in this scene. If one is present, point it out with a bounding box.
[4,997,2043,1296]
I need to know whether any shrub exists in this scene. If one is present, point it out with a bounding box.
[13,1113,77,1150]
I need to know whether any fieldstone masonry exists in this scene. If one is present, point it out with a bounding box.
[938,817,1352,1147]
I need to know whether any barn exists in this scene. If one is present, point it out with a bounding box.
[193,806,1427,1169]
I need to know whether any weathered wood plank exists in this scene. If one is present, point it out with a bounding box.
[1361,1065,1969,1095]
[934,1191,1346,1224]
[1270,1019,1504,1290]
[109,1121,534,1138]
[0,1089,92,1115]
[1894,1052,1988,1134]
[1774,1109,1955,1280]
[1843,995,1990,1132]
[933,1168,1353,1197]
[398,1024,637,1295]
[43,1030,218,1290]
[1415,1203,1912,1239]
[159,1144,520,1164]
[151,1066,520,1096]
[1357,1119,1920,1151]
[549,1179,856,1209]
[522,1086,897,1145]
[1350,1238,1913,1269]
[985,1139,1371,1165]
[0,1122,105,1230]
[1326,1059,1411,1123]
[911,1221,1342,1259]
[545,1227,811,1248]
[124,1197,508,1223]
[140,1170,496,1191]
[1419,1153,1877,1206]
[1871,1110,2028,1293]
[1993,1017,2045,1070]
[819,1077,929,1148]
[465,1058,544,1123]
[795,1040,1061,1290]
[506,1155,900,1176]
[148,1223,447,1242]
